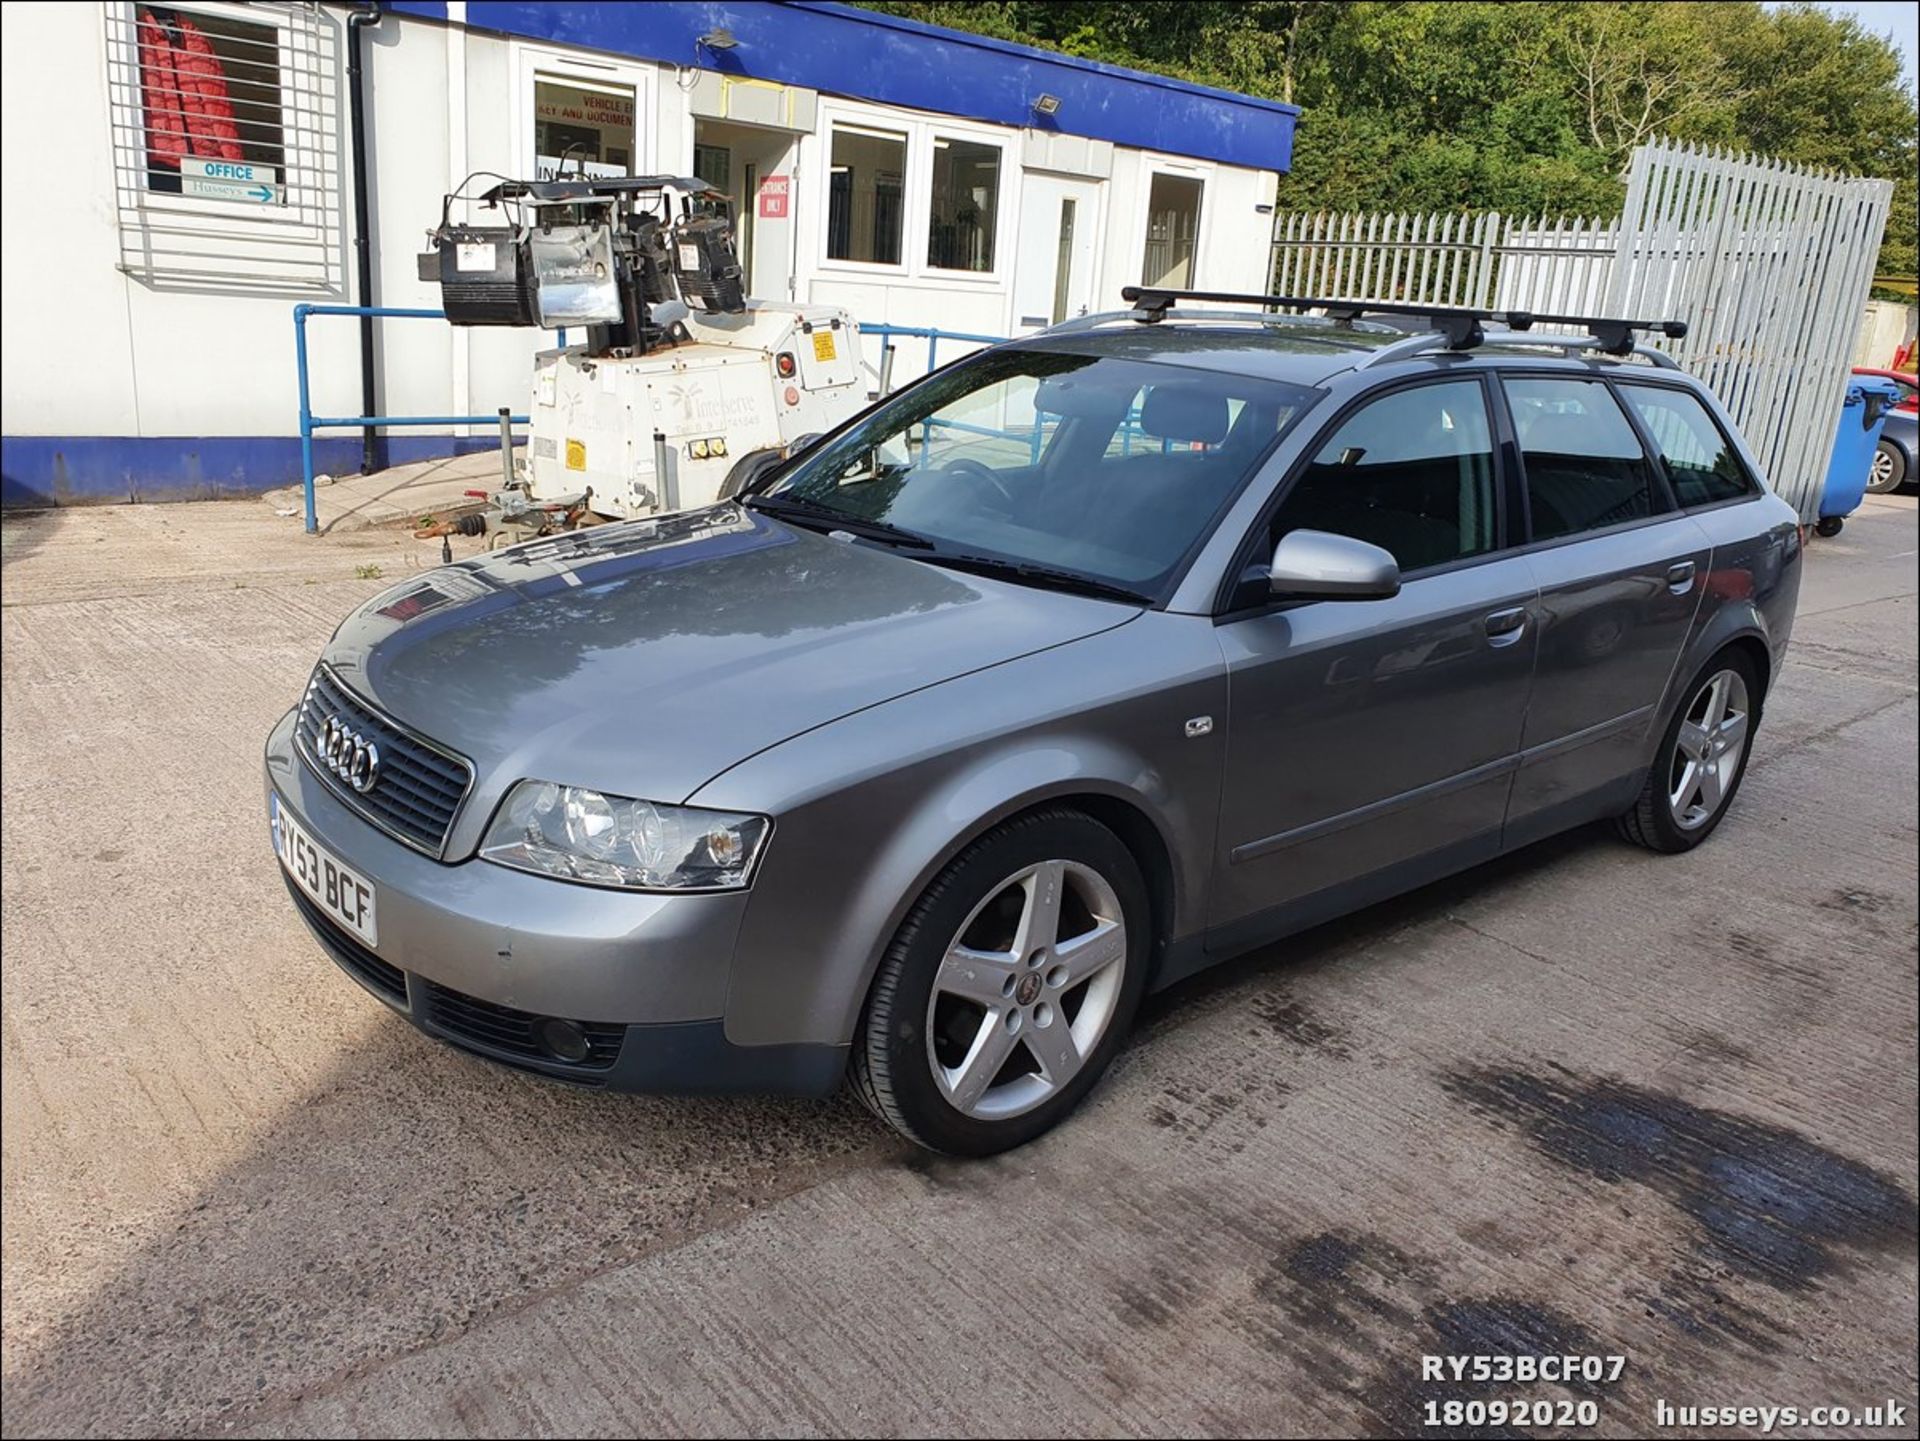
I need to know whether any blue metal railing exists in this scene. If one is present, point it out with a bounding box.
[861,322,1007,391]
[294,304,529,535]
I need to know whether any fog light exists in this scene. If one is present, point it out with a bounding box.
[535,1016,592,1062]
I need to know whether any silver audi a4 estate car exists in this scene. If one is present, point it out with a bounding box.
[267,290,1802,1155]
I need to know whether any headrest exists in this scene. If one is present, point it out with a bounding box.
[1141,385,1230,445]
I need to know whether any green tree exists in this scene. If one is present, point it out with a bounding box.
[858,0,1917,286]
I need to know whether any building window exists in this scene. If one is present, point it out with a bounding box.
[1142,174,1204,289]
[534,76,636,180]
[927,136,999,273]
[827,124,906,266]
[692,142,732,193]
[106,2,342,293]
[133,5,286,194]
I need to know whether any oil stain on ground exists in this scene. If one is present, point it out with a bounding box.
[1250,989,1354,1059]
[1251,1229,1611,1439]
[1443,1065,1917,1298]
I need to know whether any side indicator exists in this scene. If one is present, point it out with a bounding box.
[1184,716,1214,738]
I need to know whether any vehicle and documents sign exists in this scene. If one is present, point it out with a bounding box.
[179,157,283,205]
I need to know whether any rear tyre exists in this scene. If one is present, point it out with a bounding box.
[1866,440,1906,494]
[1814,516,1844,537]
[1616,649,1761,854]
[851,809,1150,1156]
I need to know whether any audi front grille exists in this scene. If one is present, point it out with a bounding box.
[294,664,474,857]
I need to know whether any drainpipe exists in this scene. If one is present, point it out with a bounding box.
[347,2,382,475]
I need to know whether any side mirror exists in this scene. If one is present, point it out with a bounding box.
[1268,529,1401,600]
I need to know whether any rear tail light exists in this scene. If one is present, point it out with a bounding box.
[775,351,797,378]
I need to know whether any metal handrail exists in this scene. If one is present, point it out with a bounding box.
[294,304,528,535]
[861,322,1006,396]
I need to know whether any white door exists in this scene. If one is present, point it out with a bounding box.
[1012,173,1101,334]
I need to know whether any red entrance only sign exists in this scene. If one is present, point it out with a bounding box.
[758,175,790,220]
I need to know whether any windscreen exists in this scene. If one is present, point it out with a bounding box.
[768,348,1318,595]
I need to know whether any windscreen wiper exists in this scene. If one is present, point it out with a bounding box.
[744,493,932,549]
[925,552,1152,606]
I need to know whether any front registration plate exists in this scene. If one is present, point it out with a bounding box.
[272,792,378,947]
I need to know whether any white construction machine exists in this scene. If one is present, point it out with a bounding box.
[419,175,867,527]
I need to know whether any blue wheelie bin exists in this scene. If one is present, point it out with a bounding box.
[1816,376,1901,535]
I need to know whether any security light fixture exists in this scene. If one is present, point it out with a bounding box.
[697,28,739,51]
[1032,93,1061,117]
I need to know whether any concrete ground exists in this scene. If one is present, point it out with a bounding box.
[258,450,510,535]
[2,494,1915,1439]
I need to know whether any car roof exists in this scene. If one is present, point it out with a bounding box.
[1006,318,1694,389]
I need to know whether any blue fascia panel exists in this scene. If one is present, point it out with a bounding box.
[0,435,509,508]
[407,1,1294,173]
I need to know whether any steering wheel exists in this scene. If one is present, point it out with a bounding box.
[938,457,1017,511]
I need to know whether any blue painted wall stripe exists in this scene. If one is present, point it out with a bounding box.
[1,435,509,509]
[392,1,1295,173]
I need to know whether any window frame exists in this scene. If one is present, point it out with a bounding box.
[822,119,912,271]
[512,44,656,185]
[1489,368,1682,555]
[924,132,1004,275]
[811,104,1012,286]
[1211,373,1511,620]
[1609,377,1763,515]
[125,1,291,200]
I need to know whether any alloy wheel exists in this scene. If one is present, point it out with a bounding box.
[1668,668,1750,831]
[925,859,1127,1121]
[1867,448,1897,492]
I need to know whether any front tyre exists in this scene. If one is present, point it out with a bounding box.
[852,809,1151,1156]
[1617,649,1761,853]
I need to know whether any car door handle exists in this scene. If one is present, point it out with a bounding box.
[1667,560,1697,593]
[1483,607,1528,647]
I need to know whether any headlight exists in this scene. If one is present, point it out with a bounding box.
[480,780,770,891]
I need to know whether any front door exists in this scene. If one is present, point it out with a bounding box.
[1013,173,1100,333]
[1208,378,1539,948]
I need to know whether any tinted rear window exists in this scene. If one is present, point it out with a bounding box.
[1619,385,1755,507]
[1507,377,1659,541]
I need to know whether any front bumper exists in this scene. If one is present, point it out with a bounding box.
[264,708,845,1095]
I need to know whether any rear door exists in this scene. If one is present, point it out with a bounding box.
[1208,377,1539,948]
[1498,373,1710,845]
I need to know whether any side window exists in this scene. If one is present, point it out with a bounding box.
[1618,385,1757,507]
[1507,378,1660,541]
[1274,381,1497,574]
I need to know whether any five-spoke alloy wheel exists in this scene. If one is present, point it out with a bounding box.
[1667,669,1751,832]
[853,809,1149,1155]
[1618,649,1762,853]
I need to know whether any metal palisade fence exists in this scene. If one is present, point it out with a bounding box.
[1607,139,1893,518]
[1270,140,1895,517]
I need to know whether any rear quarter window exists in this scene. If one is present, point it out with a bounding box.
[1618,385,1757,507]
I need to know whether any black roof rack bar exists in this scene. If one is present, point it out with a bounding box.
[1118,286,1685,356]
